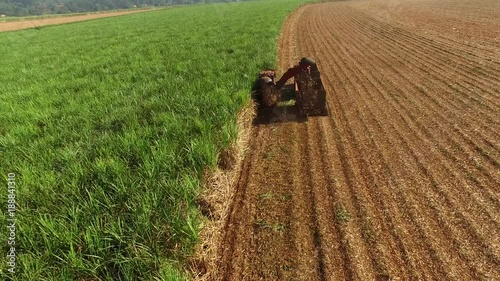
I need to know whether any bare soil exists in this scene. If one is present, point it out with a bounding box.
[212,0,500,280]
[0,9,153,32]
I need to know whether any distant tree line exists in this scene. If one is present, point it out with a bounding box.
[0,0,240,16]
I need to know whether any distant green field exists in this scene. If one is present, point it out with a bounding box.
[0,0,306,279]
[0,8,154,22]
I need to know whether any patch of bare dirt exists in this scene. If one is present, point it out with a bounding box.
[205,0,500,280]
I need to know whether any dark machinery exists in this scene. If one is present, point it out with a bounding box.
[255,57,328,117]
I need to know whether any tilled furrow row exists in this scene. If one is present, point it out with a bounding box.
[354,1,500,56]
[300,10,377,280]
[308,4,500,278]
[316,35,496,278]
[346,5,500,113]
[253,124,299,279]
[217,2,500,280]
[326,5,500,200]
[288,122,325,280]
[217,127,263,280]
[349,5,500,80]
[305,6,451,279]
[306,8,426,280]
[338,5,500,141]
[309,22,424,278]
[320,3,500,218]
[348,0,498,256]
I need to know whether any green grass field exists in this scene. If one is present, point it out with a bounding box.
[0,0,306,279]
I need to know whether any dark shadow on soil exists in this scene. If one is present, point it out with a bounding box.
[252,84,308,125]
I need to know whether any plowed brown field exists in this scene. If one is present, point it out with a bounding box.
[215,0,500,280]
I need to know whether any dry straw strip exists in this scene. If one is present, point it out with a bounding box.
[189,101,256,281]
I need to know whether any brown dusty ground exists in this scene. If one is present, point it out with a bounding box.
[0,9,153,32]
[213,0,500,280]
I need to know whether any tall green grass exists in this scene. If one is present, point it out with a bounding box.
[0,0,307,279]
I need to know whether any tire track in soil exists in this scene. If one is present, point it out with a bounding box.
[215,1,500,280]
